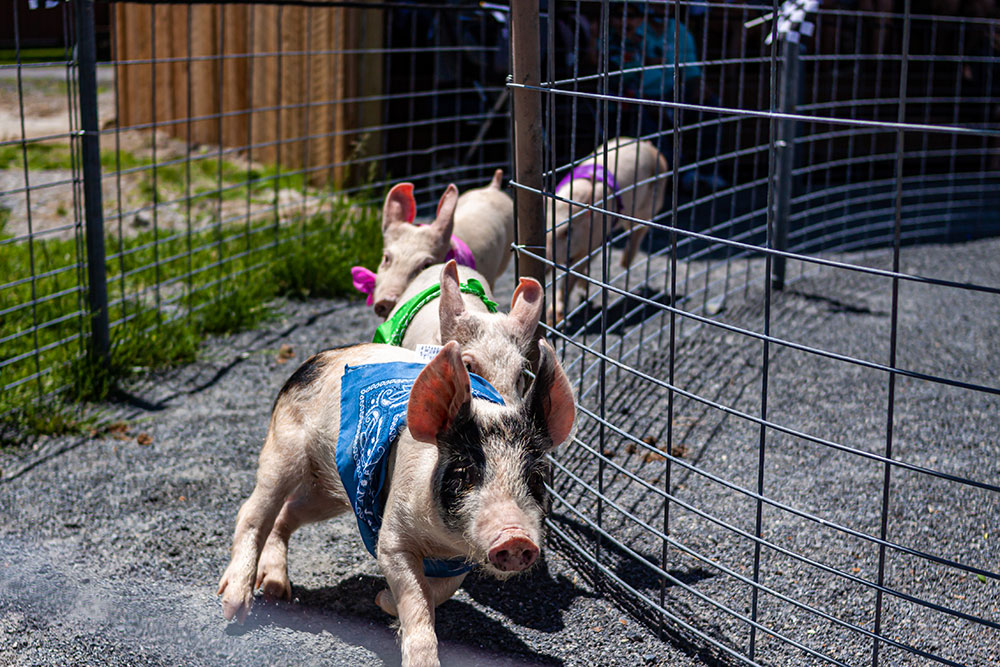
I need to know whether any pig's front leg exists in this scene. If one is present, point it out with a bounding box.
[378,549,440,667]
[375,572,467,617]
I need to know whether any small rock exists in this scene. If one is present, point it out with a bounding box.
[276,343,295,364]
[642,654,658,665]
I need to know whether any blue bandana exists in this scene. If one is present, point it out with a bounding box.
[337,361,505,578]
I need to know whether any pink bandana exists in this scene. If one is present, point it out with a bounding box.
[445,235,476,270]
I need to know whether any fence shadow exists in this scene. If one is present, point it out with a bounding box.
[546,522,740,667]
[557,285,682,338]
[460,556,598,633]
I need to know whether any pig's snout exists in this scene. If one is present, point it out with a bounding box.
[373,297,397,318]
[488,534,539,572]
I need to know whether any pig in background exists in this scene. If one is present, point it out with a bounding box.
[546,137,668,324]
[217,340,575,667]
[384,259,544,403]
[368,169,515,318]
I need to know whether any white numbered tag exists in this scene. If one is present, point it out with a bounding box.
[416,344,443,362]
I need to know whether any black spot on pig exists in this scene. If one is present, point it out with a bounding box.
[435,403,487,530]
[273,354,328,410]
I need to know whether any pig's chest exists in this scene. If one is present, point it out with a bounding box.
[335,361,504,577]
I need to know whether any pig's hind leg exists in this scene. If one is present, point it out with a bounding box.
[256,482,346,601]
[218,429,310,623]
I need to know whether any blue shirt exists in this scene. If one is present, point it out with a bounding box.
[336,361,505,577]
[608,18,702,99]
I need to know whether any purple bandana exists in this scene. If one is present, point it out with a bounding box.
[556,163,624,210]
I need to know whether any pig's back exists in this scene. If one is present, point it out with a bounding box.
[453,186,514,286]
[394,264,495,350]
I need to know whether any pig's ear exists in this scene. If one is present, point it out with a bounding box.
[383,182,416,233]
[524,339,575,449]
[408,341,471,443]
[439,260,465,343]
[490,169,503,189]
[430,184,458,241]
[509,277,543,342]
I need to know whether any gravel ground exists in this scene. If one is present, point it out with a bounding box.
[2,238,999,666]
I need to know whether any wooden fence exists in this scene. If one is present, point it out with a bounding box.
[113,2,383,187]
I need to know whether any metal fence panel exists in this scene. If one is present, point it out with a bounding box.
[1,0,511,421]
[512,1,1000,665]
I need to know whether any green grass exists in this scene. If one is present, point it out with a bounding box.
[0,186,382,446]
[0,48,72,65]
[0,142,302,211]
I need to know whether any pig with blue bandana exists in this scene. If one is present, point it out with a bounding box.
[218,340,574,667]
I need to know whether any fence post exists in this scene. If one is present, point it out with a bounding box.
[76,0,111,363]
[509,0,545,308]
[771,38,800,290]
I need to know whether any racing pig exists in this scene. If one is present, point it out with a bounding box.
[377,259,543,403]
[217,340,575,667]
[546,137,668,323]
[362,169,514,318]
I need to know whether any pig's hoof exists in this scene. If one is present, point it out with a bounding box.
[218,572,254,623]
[220,588,254,623]
[375,589,398,617]
[258,572,292,601]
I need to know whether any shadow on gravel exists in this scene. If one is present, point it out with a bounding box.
[547,514,737,667]
[549,514,716,594]
[461,557,595,633]
[556,285,682,338]
[242,574,564,666]
[786,289,886,316]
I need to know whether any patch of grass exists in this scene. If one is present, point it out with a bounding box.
[1,186,383,443]
[0,142,145,172]
[271,198,382,299]
[0,393,94,450]
[0,48,70,65]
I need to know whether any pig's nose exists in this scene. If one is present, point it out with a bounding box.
[373,298,396,318]
[488,536,539,572]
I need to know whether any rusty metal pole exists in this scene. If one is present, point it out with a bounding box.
[509,0,545,305]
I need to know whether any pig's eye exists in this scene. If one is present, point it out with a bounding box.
[421,258,434,270]
[526,465,549,505]
[381,253,391,267]
[451,464,480,489]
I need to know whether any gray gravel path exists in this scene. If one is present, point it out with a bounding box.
[2,238,998,666]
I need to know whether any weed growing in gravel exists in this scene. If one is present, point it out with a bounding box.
[1,190,382,444]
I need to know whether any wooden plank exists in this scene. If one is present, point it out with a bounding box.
[168,5,188,133]
[332,6,348,188]
[221,4,250,151]
[113,0,385,191]
[250,4,279,167]
[305,8,333,188]
[117,3,154,131]
[152,4,176,133]
[189,4,218,145]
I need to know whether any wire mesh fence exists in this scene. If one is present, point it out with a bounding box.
[514,1,1000,665]
[3,0,999,664]
[1,0,510,420]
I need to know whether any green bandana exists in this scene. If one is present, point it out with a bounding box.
[373,278,498,347]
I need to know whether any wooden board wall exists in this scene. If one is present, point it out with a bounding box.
[113,2,383,188]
